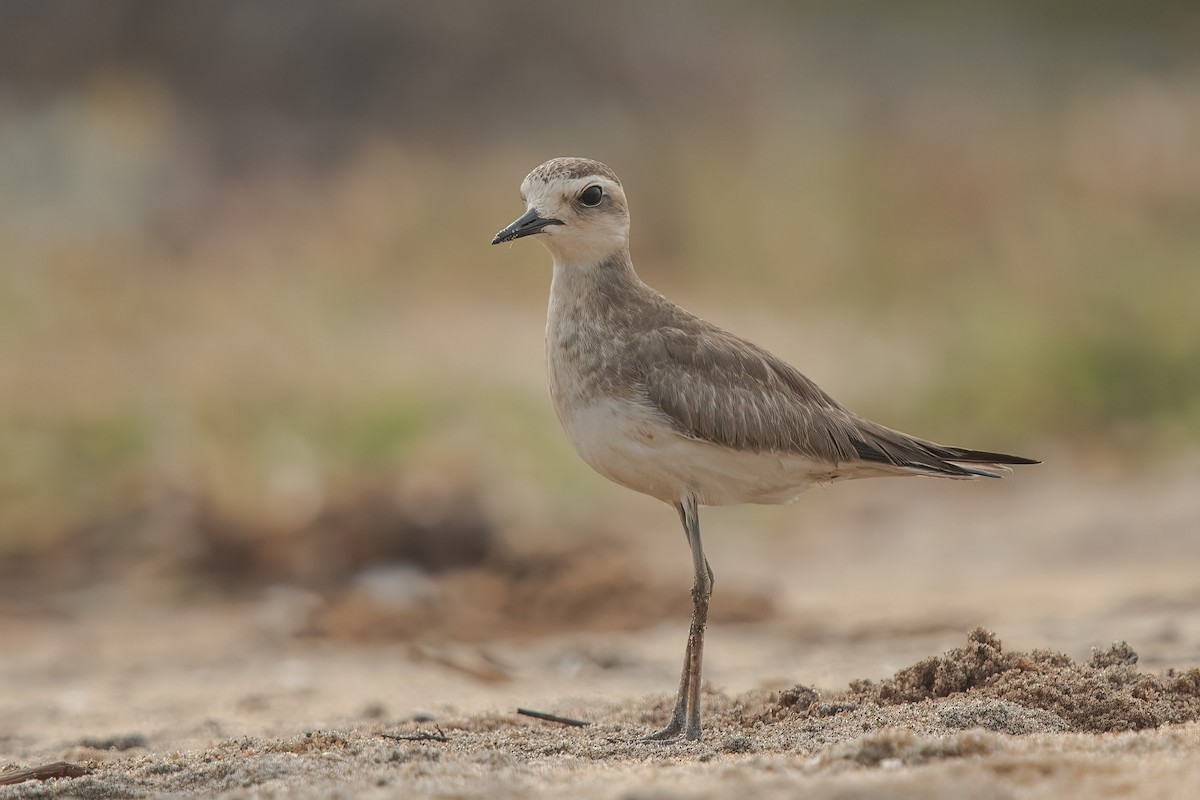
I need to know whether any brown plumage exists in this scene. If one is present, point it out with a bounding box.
[637,311,1035,478]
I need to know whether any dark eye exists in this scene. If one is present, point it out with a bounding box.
[579,185,603,206]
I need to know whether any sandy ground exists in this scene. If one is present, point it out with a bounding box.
[4,457,1200,797]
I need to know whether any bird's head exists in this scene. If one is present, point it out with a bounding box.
[491,157,630,264]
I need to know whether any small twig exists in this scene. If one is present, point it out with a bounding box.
[516,708,592,727]
[380,725,449,743]
[0,762,92,786]
[409,644,512,684]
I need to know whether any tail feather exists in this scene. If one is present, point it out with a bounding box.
[936,446,1041,466]
[850,421,1039,479]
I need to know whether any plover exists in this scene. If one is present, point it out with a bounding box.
[491,157,1037,742]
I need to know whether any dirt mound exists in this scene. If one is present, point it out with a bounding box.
[0,485,498,597]
[770,628,1200,734]
[314,540,775,642]
[2,482,775,642]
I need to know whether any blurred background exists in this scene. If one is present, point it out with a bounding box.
[2,0,1199,689]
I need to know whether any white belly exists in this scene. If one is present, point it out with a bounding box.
[557,397,837,506]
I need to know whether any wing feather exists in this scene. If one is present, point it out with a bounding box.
[634,322,1036,477]
[637,325,860,462]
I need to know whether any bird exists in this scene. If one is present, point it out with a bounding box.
[490,156,1037,742]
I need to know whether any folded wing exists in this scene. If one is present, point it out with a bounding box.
[636,324,1037,478]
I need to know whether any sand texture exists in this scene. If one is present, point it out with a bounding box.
[4,460,1200,797]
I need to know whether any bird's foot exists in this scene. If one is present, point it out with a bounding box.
[637,723,681,743]
[636,719,700,743]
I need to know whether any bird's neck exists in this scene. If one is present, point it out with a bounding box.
[546,248,648,374]
[548,248,642,314]
[545,249,644,408]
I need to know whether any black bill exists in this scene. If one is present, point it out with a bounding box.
[491,208,564,245]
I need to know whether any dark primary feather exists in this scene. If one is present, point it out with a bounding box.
[635,319,1037,478]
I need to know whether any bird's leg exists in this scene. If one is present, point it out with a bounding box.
[641,495,713,742]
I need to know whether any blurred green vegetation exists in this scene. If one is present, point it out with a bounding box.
[1,2,1198,548]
